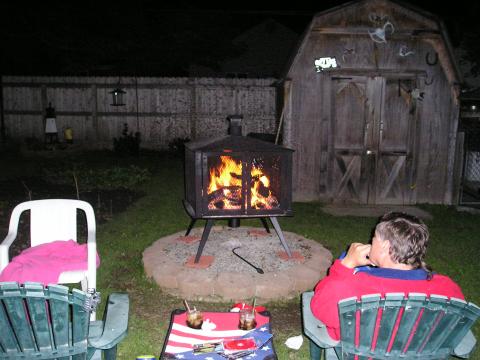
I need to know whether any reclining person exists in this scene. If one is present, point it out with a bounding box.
[311,212,464,341]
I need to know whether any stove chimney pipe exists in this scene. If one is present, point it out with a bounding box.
[227,115,243,136]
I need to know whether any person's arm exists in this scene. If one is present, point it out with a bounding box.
[310,243,373,340]
[340,242,373,268]
[310,260,352,340]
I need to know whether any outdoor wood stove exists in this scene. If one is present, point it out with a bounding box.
[183,115,294,263]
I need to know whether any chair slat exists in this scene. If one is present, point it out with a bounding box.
[338,296,358,355]
[358,294,381,355]
[442,301,480,350]
[0,295,19,354]
[405,295,448,355]
[48,285,71,356]
[374,293,404,354]
[1,283,37,352]
[388,293,426,356]
[419,296,466,356]
[71,288,89,360]
[25,283,54,352]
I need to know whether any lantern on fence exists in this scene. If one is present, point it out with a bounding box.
[110,88,126,106]
[44,102,58,144]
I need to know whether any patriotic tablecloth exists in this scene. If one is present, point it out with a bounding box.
[160,309,277,359]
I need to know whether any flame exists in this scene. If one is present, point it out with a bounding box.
[208,156,242,210]
[207,156,279,210]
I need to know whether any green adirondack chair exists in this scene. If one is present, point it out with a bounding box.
[0,282,129,360]
[302,291,480,360]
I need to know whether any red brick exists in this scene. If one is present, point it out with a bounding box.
[248,228,270,237]
[176,235,201,244]
[184,255,215,269]
[276,250,305,262]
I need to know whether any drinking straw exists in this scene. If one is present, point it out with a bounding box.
[183,299,191,312]
[251,297,256,315]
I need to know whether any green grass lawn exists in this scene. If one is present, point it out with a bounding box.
[2,150,479,359]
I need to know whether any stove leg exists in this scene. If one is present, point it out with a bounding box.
[270,217,292,258]
[260,218,270,233]
[228,218,240,228]
[185,218,197,236]
[195,219,215,263]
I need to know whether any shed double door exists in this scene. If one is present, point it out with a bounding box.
[330,75,417,204]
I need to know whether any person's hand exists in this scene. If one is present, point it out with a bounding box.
[341,243,373,268]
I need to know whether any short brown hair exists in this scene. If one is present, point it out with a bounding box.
[375,212,430,272]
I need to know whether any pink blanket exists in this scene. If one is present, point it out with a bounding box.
[0,240,100,285]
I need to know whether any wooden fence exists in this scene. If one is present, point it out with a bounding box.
[1,76,279,149]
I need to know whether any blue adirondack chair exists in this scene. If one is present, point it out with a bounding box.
[0,282,129,360]
[302,291,480,360]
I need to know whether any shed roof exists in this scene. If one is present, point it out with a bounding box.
[283,0,462,85]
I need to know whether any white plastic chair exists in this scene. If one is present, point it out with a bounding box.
[0,199,97,294]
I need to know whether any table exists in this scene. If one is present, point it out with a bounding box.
[160,309,277,359]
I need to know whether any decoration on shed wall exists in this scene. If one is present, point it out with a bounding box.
[368,13,389,25]
[342,47,356,62]
[410,88,425,101]
[425,52,438,66]
[399,45,415,57]
[424,75,434,86]
[398,80,425,114]
[314,57,338,72]
[368,21,394,43]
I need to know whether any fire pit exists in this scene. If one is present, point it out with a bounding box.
[183,115,294,262]
[142,226,333,302]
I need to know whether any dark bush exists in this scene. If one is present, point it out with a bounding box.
[168,137,190,155]
[24,137,44,151]
[0,138,22,155]
[113,123,141,156]
[42,164,151,191]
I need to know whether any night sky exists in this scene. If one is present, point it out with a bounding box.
[1,0,477,77]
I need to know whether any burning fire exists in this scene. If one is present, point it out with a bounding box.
[208,155,279,210]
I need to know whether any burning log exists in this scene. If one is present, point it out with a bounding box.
[208,186,243,209]
[257,182,270,198]
[213,200,224,209]
[208,186,241,200]
[252,196,279,209]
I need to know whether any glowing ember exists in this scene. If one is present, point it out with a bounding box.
[207,156,279,210]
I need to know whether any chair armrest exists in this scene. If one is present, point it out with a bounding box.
[453,330,477,358]
[0,203,27,272]
[83,202,97,291]
[302,291,339,348]
[88,293,129,350]
[0,233,17,271]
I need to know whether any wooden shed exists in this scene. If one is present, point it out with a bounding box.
[282,0,463,205]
